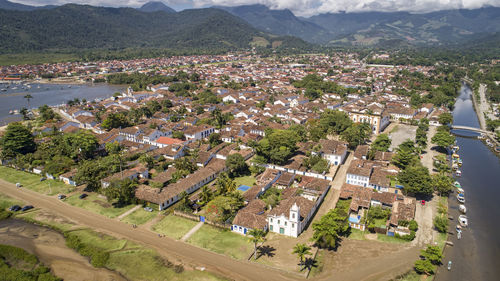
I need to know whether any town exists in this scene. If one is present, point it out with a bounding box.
[0,51,474,281]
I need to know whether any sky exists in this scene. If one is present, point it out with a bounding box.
[10,0,500,16]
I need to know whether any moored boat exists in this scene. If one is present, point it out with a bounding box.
[459,204,467,214]
[459,215,468,227]
[457,193,465,203]
[454,181,461,188]
[455,169,462,177]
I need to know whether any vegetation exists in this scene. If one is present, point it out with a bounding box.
[414,245,443,275]
[433,215,449,233]
[152,215,199,239]
[256,129,299,165]
[432,130,456,150]
[226,153,249,177]
[0,244,61,281]
[292,243,312,271]
[311,199,350,249]
[247,229,266,260]
[0,122,36,158]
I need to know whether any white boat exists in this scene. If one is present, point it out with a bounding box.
[455,170,462,177]
[459,204,467,214]
[457,193,465,203]
[457,187,465,194]
[459,215,468,227]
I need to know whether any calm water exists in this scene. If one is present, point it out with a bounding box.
[0,82,125,124]
[436,84,500,281]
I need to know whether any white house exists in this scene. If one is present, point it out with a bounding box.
[267,197,315,237]
[318,139,348,165]
[184,125,215,141]
[346,160,373,188]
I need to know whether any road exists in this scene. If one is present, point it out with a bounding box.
[0,178,301,281]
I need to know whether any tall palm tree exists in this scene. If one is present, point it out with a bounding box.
[248,229,266,260]
[293,243,312,270]
[24,94,33,109]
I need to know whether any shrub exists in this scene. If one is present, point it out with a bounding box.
[409,220,419,232]
[173,264,184,273]
[433,215,448,233]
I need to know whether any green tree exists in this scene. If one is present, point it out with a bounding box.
[433,154,450,174]
[101,113,130,130]
[208,133,222,147]
[226,153,249,177]
[0,122,36,158]
[175,191,192,212]
[438,112,453,126]
[421,245,443,265]
[103,178,137,206]
[215,172,237,195]
[414,259,434,275]
[63,131,98,159]
[248,229,266,260]
[105,141,122,155]
[432,130,456,150]
[256,129,298,165]
[292,243,312,270]
[398,165,433,197]
[311,201,350,249]
[341,123,371,149]
[199,185,213,204]
[139,154,154,170]
[371,133,391,152]
[204,195,243,223]
[432,174,453,196]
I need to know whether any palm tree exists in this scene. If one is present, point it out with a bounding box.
[200,185,213,204]
[248,229,266,260]
[23,94,33,109]
[293,243,312,270]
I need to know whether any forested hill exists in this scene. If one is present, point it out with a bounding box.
[0,4,309,54]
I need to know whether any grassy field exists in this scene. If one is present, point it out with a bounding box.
[233,176,256,188]
[0,166,75,195]
[308,250,324,277]
[187,225,253,260]
[376,233,408,244]
[0,193,24,210]
[107,249,223,281]
[152,215,198,239]
[64,193,135,218]
[347,228,367,240]
[122,207,159,225]
[16,209,76,231]
[69,229,128,251]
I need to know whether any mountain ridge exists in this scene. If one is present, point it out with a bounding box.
[138,1,176,13]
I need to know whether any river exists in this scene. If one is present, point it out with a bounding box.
[0,219,127,281]
[435,83,500,281]
[0,82,125,124]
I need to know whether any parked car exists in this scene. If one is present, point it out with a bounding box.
[79,193,88,199]
[144,207,153,212]
[15,183,22,188]
[9,205,22,212]
[40,177,46,182]
[58,194,66,200]
[421,200,426,206]
[21,205,34,211]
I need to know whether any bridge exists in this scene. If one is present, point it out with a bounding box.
[451,125,487,134]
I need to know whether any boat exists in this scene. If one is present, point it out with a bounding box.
[457,187,464,194]
[454,181,461,188]
[459,204,467,214]
[457,193,465,203]
[452,145,460,152]
[452,153,460,160]
[452,163,459,170]
[457,159,463,166]
[455,169,462,177]
[459,215,468,227]
[8,110,13,115]
[456,225,462,233]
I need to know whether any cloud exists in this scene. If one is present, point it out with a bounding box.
[10,0,500,16]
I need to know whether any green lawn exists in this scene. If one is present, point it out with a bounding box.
[376,233,408,244]
[347,228,367,240]
[308,250,324,277]
[69,229,128,251]
[0,166,75,195]
[0,193,24,210]
[64,193,135,218]
[107,249,223,281]
[122,207,159,225]
[233,176,256,188]
[152,215,198,239]
[187,224,253,260]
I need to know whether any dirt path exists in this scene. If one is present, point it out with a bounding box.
[0,179,300,281]
[421,126,438,174]
[181,221,204,242]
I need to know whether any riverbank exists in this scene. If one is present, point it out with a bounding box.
[0,219,126,281]
[435,83,500,281]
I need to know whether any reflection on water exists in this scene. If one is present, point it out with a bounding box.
[0,82,125,124]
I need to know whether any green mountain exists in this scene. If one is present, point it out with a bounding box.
[138,1,176,13]
[0,4,309,54]
[305,7,500,46]
[214,4,330,43]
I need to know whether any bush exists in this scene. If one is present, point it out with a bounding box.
[409,220,419,232]
[414,259,434,275]
[64,232,109,268]
[90,251,109,268]
[396,230,416,241]
[433,215,448,233]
